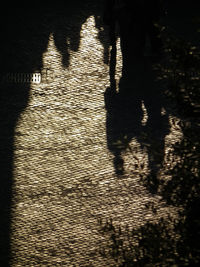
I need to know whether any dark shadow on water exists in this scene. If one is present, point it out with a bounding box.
[105,38,169,182]
[104,0,170,190]
[105,36,170,192]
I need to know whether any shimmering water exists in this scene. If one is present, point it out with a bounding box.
[10,10,185,267]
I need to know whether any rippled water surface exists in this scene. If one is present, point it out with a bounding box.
[2,4,193,266]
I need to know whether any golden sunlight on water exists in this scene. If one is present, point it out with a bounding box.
[11,14,184,266]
